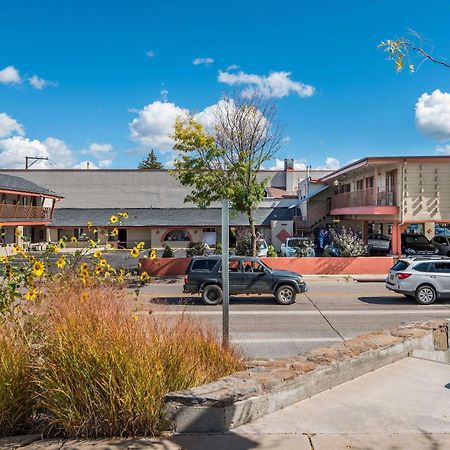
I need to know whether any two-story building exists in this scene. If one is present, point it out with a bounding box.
[298,156,450,255]
[0,174,62,255]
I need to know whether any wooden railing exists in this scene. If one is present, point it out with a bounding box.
[0,204,53,221]
[331,188,397,210]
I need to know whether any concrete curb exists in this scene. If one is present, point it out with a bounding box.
[164,320,449,433]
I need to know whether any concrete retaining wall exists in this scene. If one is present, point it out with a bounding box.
[140,256,395,277]
[164,320,449,433]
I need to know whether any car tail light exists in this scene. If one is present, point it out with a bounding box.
[184,275,189,284]
[397,273,412,280]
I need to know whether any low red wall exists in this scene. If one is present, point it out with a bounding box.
[140,256,394,277]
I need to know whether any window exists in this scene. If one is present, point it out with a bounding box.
[203,227,216,233]
[435,263,450,273]
[356,179,364,190]
[191,259,218,272]
[365,177,374,189]
[219,260,241,273]
[404,235,430,245]
[414,263,432,272]
[391,260,409,271]
[242,260,266,273]
[164,229,191,241]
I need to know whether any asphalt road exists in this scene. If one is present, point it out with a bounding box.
[136,278,450,359]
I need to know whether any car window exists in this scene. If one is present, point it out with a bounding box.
[435,262,450,273]
[414,262,433,272]
[391,260,409,271]
[404,235,429,244]
[434,237,444,244]
[242,260,266,273]
[380,235,390,241]
[191,259,218,272]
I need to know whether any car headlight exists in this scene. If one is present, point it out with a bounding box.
[405,248,415,254]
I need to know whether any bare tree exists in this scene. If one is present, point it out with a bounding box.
[379,30,449,73]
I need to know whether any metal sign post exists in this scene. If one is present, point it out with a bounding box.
[221,198,230,348]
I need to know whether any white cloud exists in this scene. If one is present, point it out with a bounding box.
[146,50,155,58]
[267,158,307,170]
[437,144,450,155]
[226,64,240,71]
[192,57,214,66]
[0,113,24,138]
[129,101,188,152]
[87,142,113,156]
[73,160,99,169]
[0,135,76,169]
[316,157,340,170]
[97,159,112,168]
[28,75,57,90]
[0,66,21,84]
[415,90,450,141]
[218,70,315,99]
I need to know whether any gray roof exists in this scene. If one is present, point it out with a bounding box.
[0,173,61,197]
[51,207,294,227]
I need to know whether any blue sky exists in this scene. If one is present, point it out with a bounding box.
[0,0,449,169]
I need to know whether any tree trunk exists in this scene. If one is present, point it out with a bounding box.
[247,210,257,257]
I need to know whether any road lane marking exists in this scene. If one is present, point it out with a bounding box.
[148,309,450,316]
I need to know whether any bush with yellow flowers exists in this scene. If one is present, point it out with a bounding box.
[0,212,243,438]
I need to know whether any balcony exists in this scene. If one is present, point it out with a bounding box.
[330,188,398,216]
[0,204,53,222]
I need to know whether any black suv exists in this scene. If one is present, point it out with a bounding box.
[401,233,438,256]
[183,256,307,305]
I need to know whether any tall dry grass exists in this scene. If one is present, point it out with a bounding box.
[0,326,34,436]
[32,282,243,437]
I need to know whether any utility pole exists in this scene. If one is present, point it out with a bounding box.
[221,198,230,348]
[25,156,48,169]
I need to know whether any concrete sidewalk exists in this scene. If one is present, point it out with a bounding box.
[5,356,450,450]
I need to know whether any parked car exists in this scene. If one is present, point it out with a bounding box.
[368,234,391,255]
[183,255,307,305]
[401,233,438,256]
[258,239,269,257]
[435,225,450,236]
[386,256,450,304]
[430,236,450,256]
[280,237,315,257]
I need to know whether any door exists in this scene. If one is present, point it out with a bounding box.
[118,228,127,248]
[241,259,272,293]
[385,170,397,206]
[434,262,450,295]
[222,259,246,294]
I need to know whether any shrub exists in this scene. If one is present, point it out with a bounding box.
[214,242,222,254]
[267,245,277,257]
[235,229,260,256]
[31,282,243,437]
[330,226,367,257]
[186,241,207,257]
[0,326,33,436]
[162,244,174,258]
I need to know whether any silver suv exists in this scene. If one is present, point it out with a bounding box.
[386,256,450,305]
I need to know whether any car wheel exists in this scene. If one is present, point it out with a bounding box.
[415,285,437,305]
[201,285,223,305]
[275,285,296,305]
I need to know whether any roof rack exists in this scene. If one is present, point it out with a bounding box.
[405,255,450,261]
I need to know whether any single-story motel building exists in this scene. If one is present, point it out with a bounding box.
[1,156,450,257]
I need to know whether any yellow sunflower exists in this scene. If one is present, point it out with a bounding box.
[25,288,38,301]
[0,256,8,263]
[140,271,150,282]
[56,256,66,269]
[99,258,107,267]
[149,249,157,260]
[110,227,119,237]
[110,215,119,224]
[129,247,139,258]
[118,212,129,219]
[93,250,103,258]
[70,236,78,243]
[136,241,145,250]
[33,261,45,277]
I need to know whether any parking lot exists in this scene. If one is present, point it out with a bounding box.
[135,277,450,359]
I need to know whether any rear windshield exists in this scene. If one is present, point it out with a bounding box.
[289,239,311,248]
[391,260,409,271]
[190,259,218,272]
[404,235,429,244]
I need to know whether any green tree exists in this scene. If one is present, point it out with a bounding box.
[173,95,284,256]
[138,150,163,169]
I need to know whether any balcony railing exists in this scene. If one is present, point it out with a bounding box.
[331,188,397,210]
[294,199,331,231]
[0,204,53,221]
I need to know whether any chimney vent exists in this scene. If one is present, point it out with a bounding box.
[284,158,294,171]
